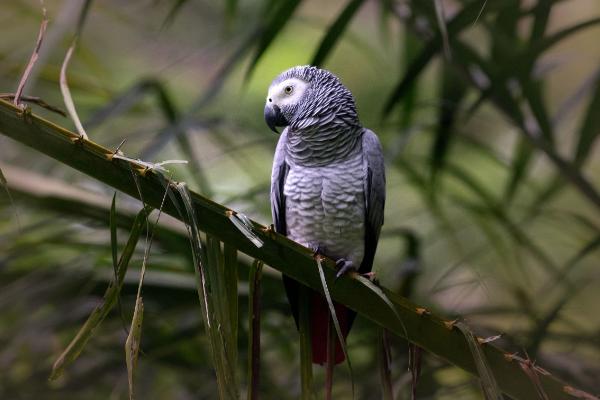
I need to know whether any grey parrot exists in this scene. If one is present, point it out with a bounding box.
[265,66,385,365]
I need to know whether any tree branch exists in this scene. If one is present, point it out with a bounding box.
[0,98,594,400]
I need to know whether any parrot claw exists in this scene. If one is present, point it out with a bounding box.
[361,271,376,280]
[309,244,323,258]
[335,259,356,281]
[261,224,276,236]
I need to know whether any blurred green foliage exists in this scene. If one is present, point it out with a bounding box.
[0,0,599,399]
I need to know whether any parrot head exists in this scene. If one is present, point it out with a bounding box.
[264,65,359,134]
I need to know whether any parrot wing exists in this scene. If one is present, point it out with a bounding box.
[271,128,290,235]
[270,129,302,329]
[360,128,386,274]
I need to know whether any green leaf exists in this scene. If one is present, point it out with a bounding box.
[75,0,94,36]
[110,192,118,278]
[125,295,144,400]
[228,212,264,248]
[445,162,561,279]
[247,259,263,400]
[526,292,572,358]
[355,275,407,338]
[383,0,507,116]
[528,17,600,62]
[379,330,393,400]
[224,242,239,362]
[149,82,214,196]
[0,165,20,231]
[398,30,420,130]
[525,174,563,218]
[382,41,437,117]
[528,0,552,47]
[316,258,354,397]
[489,0,519,63]
[50,206,150,380]
[310,0,366,67]
[225,0,239,20]
[430,64,467,183]
[162,0,189,27]
[0,166,6,186]
[409,344,422,400]
[574,72,600,166]
[521,80,553,144]
[452,39,600,212]
[433,0,450,59]
[503,138,534,203]
[245,0,303,79]
[85,79,174,129]
[207,235,239,374]
[85,78,212,196]
[175,183,239,399]
[455,322,502,400]
[542,233,600,295]
[298,285,314,400]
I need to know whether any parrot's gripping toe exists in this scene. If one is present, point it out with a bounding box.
[335,259,356,281]
[308,244,324,260]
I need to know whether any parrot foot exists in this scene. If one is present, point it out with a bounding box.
[309,244,323,258]
[261,224,276,237]
[335,259,356,280]
[361,271,376,280]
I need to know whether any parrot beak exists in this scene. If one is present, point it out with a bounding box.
[264,104,289,134]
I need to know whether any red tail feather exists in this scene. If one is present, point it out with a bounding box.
[310,293,349,365]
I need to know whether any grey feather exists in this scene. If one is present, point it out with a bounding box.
[271,128,289,235]
[360,128,386,274]
[270,128,300,326]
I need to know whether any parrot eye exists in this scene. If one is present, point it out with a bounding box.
[284,85,293,95]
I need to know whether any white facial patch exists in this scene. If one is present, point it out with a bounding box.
[266,78,308,107]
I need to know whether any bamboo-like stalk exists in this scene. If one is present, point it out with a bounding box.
[247,260,263,400]
[0,98,594,400]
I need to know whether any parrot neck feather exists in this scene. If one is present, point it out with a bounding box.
[285,123,363,167]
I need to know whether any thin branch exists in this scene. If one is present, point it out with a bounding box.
[60,39,88,139]
[14,6,48,107]
[0,94,66,116]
